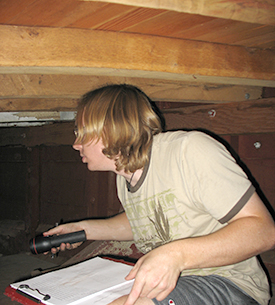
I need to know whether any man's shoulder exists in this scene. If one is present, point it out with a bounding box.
[154,130,210,145]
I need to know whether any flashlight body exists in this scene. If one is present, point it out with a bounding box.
[30,230,86,254]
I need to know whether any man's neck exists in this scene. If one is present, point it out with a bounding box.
[118,168,143,187]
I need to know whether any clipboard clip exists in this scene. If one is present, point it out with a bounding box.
[17,284,51,301]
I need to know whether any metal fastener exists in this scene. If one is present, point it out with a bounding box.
[208,109,216,118]
[254,141,261,149]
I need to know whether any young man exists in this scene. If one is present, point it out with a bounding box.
[44,84,275,305]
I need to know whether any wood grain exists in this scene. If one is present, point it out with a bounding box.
[1,25,274,87]
[163,98,275,134]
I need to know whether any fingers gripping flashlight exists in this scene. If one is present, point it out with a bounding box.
[29,230,86,254]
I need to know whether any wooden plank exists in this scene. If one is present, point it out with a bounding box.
[185,20,265,44]
[1,1,274,49]
[0,75,263,111]
[96,6,166,31]
[126,13,274,49]
[123,9,214,37]
[84,0,275,25]
[163,98,275,135]
[213,24,275,48]
[236,31,275,48]
[68,2,137,29]
[0,82,261,111]
[0,0,108,27]
[3,0,81,26]
[0,25,274,87]
[0,0,36,23]
[0,98,79,112]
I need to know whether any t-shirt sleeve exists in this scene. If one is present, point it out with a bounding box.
[182,132,255,223]
[218,184,255,223]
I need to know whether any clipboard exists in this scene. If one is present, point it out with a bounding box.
[4,256,135,305]
[5,285,44,305]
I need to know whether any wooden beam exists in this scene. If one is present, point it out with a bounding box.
[83,0,275,25]
[0,75,263,111]
[0,98,79,112]
[0,25,274,87]
[163,98,275,135]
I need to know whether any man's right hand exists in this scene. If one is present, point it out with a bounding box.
[43,222,85,253]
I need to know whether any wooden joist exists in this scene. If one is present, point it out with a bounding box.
[0,25,274,88]
[0,74,264,111]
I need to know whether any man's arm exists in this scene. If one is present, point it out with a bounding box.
[180,191,275,269]
[82,211,133,241]
[44,212,133,251]
[124,192,275,305]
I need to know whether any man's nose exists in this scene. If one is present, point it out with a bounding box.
[73,140,81,151]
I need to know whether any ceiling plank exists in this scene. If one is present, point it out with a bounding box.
[82,0,275,25]
[163,98,275,135]
[0,25,274,87]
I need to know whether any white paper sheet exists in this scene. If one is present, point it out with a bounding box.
[11,257,134,305]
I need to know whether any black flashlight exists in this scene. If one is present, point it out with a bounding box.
[29,230,86,254]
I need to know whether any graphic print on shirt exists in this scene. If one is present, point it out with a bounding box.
[148,202,171,245]
[123,189,188,253]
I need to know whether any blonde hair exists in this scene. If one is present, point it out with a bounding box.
[74,84,163,172]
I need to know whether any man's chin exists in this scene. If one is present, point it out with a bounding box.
[87,164,96,171]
